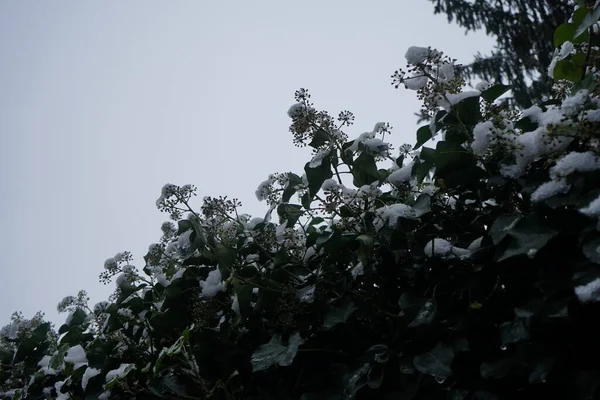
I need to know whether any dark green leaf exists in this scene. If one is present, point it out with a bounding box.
[529,355,556,384]
[356,234,374,267]
[217,246,237,280]
[499,317,530,345]
[553,59,582,83]
[304,154,333,200]
[575,5,600,38]
[582,234,600,264]
[282,172,303,203]
[309,129,330,148]
[413,341,455,378]
[408,299,437,327]
[277,203,303,227]
[481,357,517,379]
[250,332,304,372]
[414,126,433,150]
[234,283,253,319]
[352,151,379,186]
[323,299,358,330]
[489,212,522,245]
[481,84,511,103]
[496,215,558,261]
[554,23,577,47]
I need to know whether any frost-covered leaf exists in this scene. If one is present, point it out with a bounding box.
[251,332,304,372]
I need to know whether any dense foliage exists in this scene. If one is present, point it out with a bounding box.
[426,0,572,110]
[4,1,600,398]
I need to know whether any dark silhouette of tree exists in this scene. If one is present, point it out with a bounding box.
[427,0,573,109]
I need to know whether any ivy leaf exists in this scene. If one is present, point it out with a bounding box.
[408,299,437,327]
[499,317,530,345]
[282,172,303,203]
[414,125,433,150]
[356,234,374,267]
[489,212,522,245]
[217,245,237,280]
[554,23,577,47]
[250,332,304,372]
[304,154,333,202]
[277,203,303,227]
[496,215,558,262]
[553,59,582,83]
[352,151,379,186]
[575,5,600,39]
[412,193,431,217]
[581,234,600,264]
[481,357,517,380]
[529,355,556,384]
[481,84,511,103]
[233,283,253,319]
[434,141,474,178]
[323,299,358,330]
[309,129,330,148]
[413,339,467,379]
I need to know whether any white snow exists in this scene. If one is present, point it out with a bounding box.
[575,278,600,303]
[424,238,470,258]
[231,294,240,316]
[322,178,339,191]
[81,367,100,391]
[471,121,495,156]
[155,183,177,207]
[475,81,491,91]
[438,62,455,82]
[424,239,453,257]
[550,151,600,179]
[363,138,389,156]
[309,148,332,168]
[256,175,276,201]
[37,355,58,375]
[0,320,21,339]
[64,345,88,369]
[287,103,308,118]
[177,230,193,254]
[531,179,571,202]
[296,285,316,303]
[388,161,414,186]
[447,91,481,105]
[404,75,428,90]
[200,268,226,297]
[580,194,600,218]
[548,41,573,77]
[562,89,589,116]
[585,109,600,122]
[405,46,431,65]
[375,203,418,230]
[349,131,376,152]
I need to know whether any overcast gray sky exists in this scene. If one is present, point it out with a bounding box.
[0,1,494,327]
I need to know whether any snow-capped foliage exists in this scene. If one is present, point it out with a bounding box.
[5,6,600,399]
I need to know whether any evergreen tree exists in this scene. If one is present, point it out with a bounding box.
[427,0,573,109]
